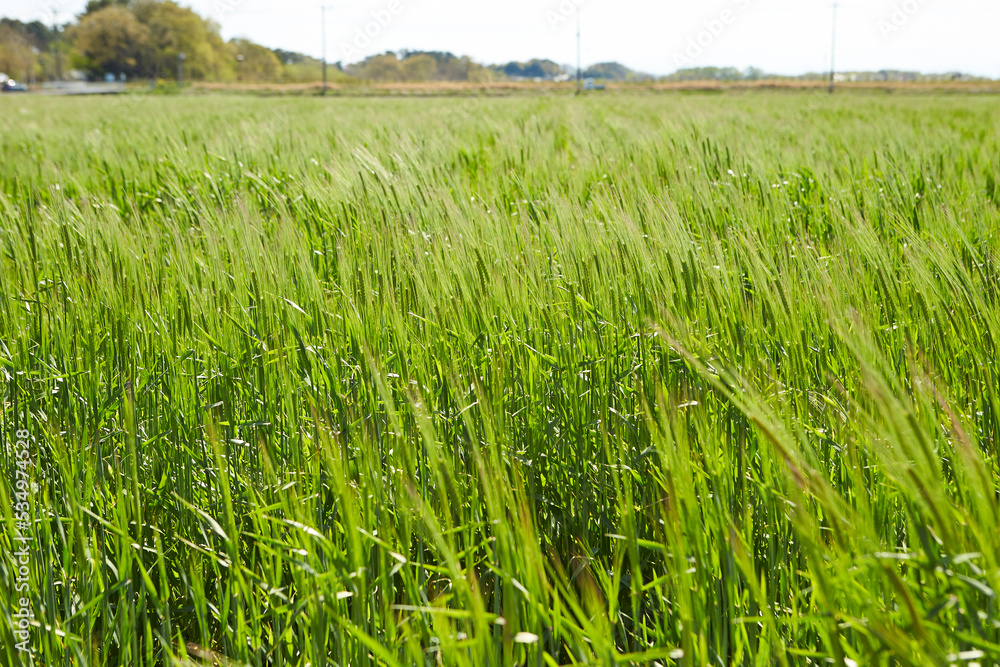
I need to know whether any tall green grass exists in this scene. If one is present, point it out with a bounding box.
[0,91,999,665]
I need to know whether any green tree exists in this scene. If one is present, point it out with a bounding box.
[0,25,36,83]
[349,53,404,82]
[131,0,227,81]
[81,0,130,17]
[496,59,564,80]
[664,66,745,82]
[350,51,497,83]
[402,53,436,82]
[227,38,281,83]
[0,19,55,49]
[582,62,652,82]
[68,6,151,78]
[280,56,323,83]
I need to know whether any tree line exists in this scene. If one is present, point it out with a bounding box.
[0,1,328,85]
[0,1,656,86]
[10,3,963,87]
[0,2,515,86]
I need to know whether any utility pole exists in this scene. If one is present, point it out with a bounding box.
[576,9,582,95]
[30,46,39,85]
[236,53,245,83]
[177,52,185,90]
[829,3,838,94]
[51,7,62,83]
[55,33,62,81]
[321,5,328,96]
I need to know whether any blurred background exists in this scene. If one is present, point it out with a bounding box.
[0,1,998,90]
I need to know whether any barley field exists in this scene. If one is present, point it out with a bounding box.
[1,92,999,666]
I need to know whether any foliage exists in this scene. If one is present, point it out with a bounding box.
[0,19,64,83]
[347,50,497,83]
[494,58,566,80]
[0,92,999,666]
[662,66,749,82]
[68,6,152,79]
[272,48,308,65]
[228,38,281,84]
[0,19,56,50]
[130,0,228,81]
[582,61,652,82]
[0,25,36,82]
[280,57,354,85]
[82,0,131,17]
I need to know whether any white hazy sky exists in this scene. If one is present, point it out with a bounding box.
[6,0,1000,77]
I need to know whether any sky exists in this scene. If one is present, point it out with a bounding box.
[6,0,1000,78]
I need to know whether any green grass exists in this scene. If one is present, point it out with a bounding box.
[0,91,999,666]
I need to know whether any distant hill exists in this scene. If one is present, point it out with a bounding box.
[660,66,983,84]
[493,59,567,81]
[489,60,652,83]
[345,50,497,83]
[582,62,653,82]
[663,67,755,82]
[2,0,990,88]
